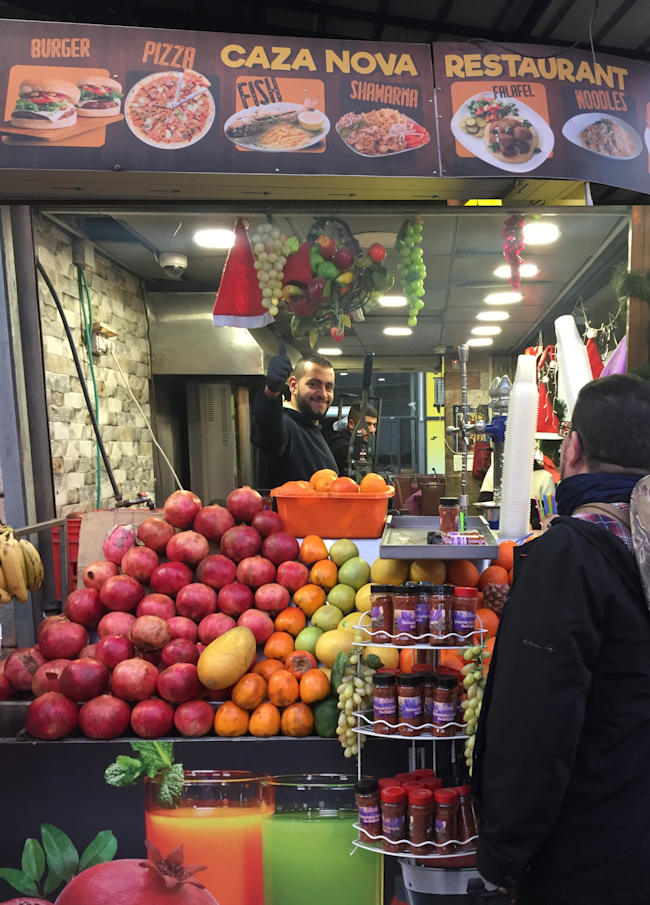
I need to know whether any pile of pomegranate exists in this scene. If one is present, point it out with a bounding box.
[2,487,304,741]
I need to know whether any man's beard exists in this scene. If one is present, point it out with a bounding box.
[295,390,325,420]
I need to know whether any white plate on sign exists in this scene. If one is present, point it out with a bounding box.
[562,113,642,160]
[223,102,330,152]
[450,92,554,173]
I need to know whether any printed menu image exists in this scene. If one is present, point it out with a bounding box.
[562,113,642,160]
[124,69,215,149]
[335,107,429,157]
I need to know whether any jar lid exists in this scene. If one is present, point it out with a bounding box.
[413,769,436,780]
[373,672,396,687]
[408,788,434,805]
[401,781,424,792]
[393,586,417,595]
[371,585,394,593]
[397,673,422,687]
[422,777,443,792]
[394,773,414,783]
[414,670,436,681]
[454,784,472,796]
[454,586,478,598]
[378,777,400,789]
[435,674,458,690]
[434,788,459,804]
[440,497,459,505]
[430,584,453,594]
[381,786,406,803]
[355,779,379,794]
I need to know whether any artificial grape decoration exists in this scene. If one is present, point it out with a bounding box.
[459,643,489,774]
[395,216,426,327]
[249,222,293,317]
[335,634,376,757]
[501,213,526,291]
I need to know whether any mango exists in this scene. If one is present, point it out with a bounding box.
[197,626,256,690]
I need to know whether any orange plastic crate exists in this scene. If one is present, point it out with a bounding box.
[271,487,395,539]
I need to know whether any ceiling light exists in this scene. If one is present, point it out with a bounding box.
[380,296,407,307]
[484,292,522,305]
[476,310,509,321]
[493,264,539,278]
[466,337,493,347]
[339,372,348,376]
[472,326,501,336]
[193,228,235,249]
[354,231,397,248]
[318,347,343,355]
[523,222,560,244]
[378,377,386,381]
[383,327,412,336]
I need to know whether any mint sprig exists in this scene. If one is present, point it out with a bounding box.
[105,741,183,808]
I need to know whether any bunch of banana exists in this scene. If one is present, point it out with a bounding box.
[0,526,44,604]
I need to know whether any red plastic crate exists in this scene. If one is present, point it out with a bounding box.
[52,518,81,599]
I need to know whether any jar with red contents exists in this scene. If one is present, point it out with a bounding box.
[413,768,436,782]
[393,586,418,644]
[370,585,393,643]
[429,584,454,645]
[419,671,436,729]
[397,673,422,737]
[381,786,407,853]
[434,788,459,853]
[452,586,478,642]
[372,672,397,735]
[408,787,435,856]
[355,779,381,844]
[454,784,477,851]
[414,583,430,638]
[432,674,459,738]
[422,777,443,795]
[439,497,460,534]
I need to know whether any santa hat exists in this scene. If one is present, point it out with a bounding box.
[535,381,561,439]
[213,220,274,328]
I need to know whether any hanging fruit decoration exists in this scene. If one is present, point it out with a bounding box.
[501,213,526,291]
[281,216,394,347]
[395,216,426,327]
[249,222,299,317]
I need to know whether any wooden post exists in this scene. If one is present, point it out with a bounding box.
[627,206,650,372]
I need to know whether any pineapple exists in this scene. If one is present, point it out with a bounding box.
[482,582,510,617]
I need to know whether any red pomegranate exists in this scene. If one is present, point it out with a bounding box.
[193,505,234,542]
[220,525,261,563]
[196,554,236,590]
[131,698,174,738]
[167,616,198,643]
[120,546,159,583]
[38,619,88,661]
[37,614,66,639]
[226,486,264,523]
[59,658,109,701]
[99,575,145,612]
[157,663,200,703]
[25,692,78,740]
[79,643,97,659]
[254,583,290,615]
[98,611,136,638]
[174,700,214,737]
[217,582,253,617]
[2,898,53,904]
[96,635,136,670]
[150,562,193,598]
[251,509,284,538]
[166,531,209,568]
[163,490,202,529]
[237,609,274,644]
[236,556,276,589]
[78,694,131,739]
[130,615,172,652]
[63,588,105,627]
[137,593,176,621]
[31,659,71,697]
[111,658,158,701]
[175,583,217,623]
[82,560,118,591]
[4,646,47,691]
[161,638,200,668]
[261,532,300,566]
[197,612,236,645]
[54,841,218,905]
[137,516,175,553]
[102,524,136,565]
[276,560,309,594]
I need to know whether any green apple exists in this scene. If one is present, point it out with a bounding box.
[328,583,356,615]
[312,604,343,633]
[338,556,371,591]
[329,538,359,567]
[294,625,324,657]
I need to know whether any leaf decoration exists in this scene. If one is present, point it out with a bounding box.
[0,867,39,896]
[79,830,118,873]
[41,824,79,883]
[21,838,45,882]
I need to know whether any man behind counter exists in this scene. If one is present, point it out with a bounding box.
[329,401,378,476]
[251,349,338,489]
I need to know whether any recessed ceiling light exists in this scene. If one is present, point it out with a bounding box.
[493,264,539,279]
[466,337,494,346]
[339,372,348,376]
[383,327,412,336]
[354,231,397,248]
[318,347,343,355]
[378,377,386,381]
[380,296,407,307]
[523,222,560,244]
[193,228,235,249]
[472,326,501,336]
[484,292,522,305]
[477,310,509,321]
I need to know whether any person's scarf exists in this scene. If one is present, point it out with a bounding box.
[556,473,640,516]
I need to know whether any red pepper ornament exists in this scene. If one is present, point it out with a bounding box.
[501,214,526,291]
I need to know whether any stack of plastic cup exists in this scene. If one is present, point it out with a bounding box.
[499,355,539,541]
[555,314,593,418]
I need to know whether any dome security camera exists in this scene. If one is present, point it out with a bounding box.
[158,252,188,279]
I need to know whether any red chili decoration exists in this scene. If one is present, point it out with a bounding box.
[501,214,526,291]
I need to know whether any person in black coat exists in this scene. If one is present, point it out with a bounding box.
[473,375,650,905]
[251,350,338,489]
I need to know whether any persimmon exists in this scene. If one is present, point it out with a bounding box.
[252,658,285,682]
[231,672,267,710]
[263,631,295,662]
[268,669,300,707]
[330,476,360,494]
[300,535,329,565]
[281,701,314,737]
[214,700,249,737]
[478,565,509,591]
[300,668,331,703]
[360,473,388,493]
[274,606,307,637]
[285,650,317,680]
[492,539,516,573]
[310,559,338,593]
[310,468,337,488]
[249,701,281,737]
[293,584,326,617]
[446,559,480,588]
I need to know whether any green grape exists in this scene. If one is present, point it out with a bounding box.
[400,247,411,258]
[404,237,414,247]
[415,300,424,310]
[408,316,417,327]
[406,225,414,235]
[415,287,425,298]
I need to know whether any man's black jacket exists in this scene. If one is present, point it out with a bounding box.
[473,516,650,905]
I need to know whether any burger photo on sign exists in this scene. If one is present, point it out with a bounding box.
[10,77,80,129]
[76,76,123,118]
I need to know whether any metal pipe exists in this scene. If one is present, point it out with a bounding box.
[458,344,470,516]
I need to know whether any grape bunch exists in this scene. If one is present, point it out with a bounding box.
[249,223,293,317]
[459,644,489,774]
[335,637,375,758]
[395,216,426,327]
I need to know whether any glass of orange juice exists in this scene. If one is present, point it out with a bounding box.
[145,770,265,905]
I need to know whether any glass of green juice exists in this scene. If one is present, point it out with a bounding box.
[261,774,383,905]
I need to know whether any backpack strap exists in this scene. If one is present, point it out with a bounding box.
[573,502,631,528]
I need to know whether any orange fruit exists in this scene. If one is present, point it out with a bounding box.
[300,535,329,565]
[399,648,417,674]
[214,701,249,737]
[263,631,295,662]
[231,673,267,711]
[300,668,331,703]
[509,568,514,585]
[298,481,316,492]
[475,607,500,640]
[280,701,314,737]
[310,559,338,592]
[251,658,286,682]
[313,473,337,493]
[285,650,317,681]
[492,540,516,572]
[277,481,312,494]
[268,669,300,707]
[478,565,509,591]
[360,473,388,494]
[310,468,337,488]
[293,584,326,617]
[330,476,360,494]
[438,649,467,673]
[249,702,281,738]
[274,607,307,637]
[446,559,480,588]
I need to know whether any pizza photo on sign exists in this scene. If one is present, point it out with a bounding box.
[124,69,215,149]
[335,107,429,157]
[224,97,330,152]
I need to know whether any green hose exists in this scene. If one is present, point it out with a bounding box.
[77,267,101,509]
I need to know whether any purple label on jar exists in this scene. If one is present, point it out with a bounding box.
[374,696,396,717]
[398,695,422,719]
[415,600,429,625]
[358,805,380,824]
[371,605,384,629]
[429,607,446,632]
[453,609,476,634]
[433,701,456,726]
[395,608,416,633]
[382,815,405,837]
[424,698,434,722]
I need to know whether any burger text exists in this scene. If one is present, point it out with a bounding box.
[31,38,90,58]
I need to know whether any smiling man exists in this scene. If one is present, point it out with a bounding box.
[251,351,338,489]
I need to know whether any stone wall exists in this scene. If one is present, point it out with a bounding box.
[34,214,155,516]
